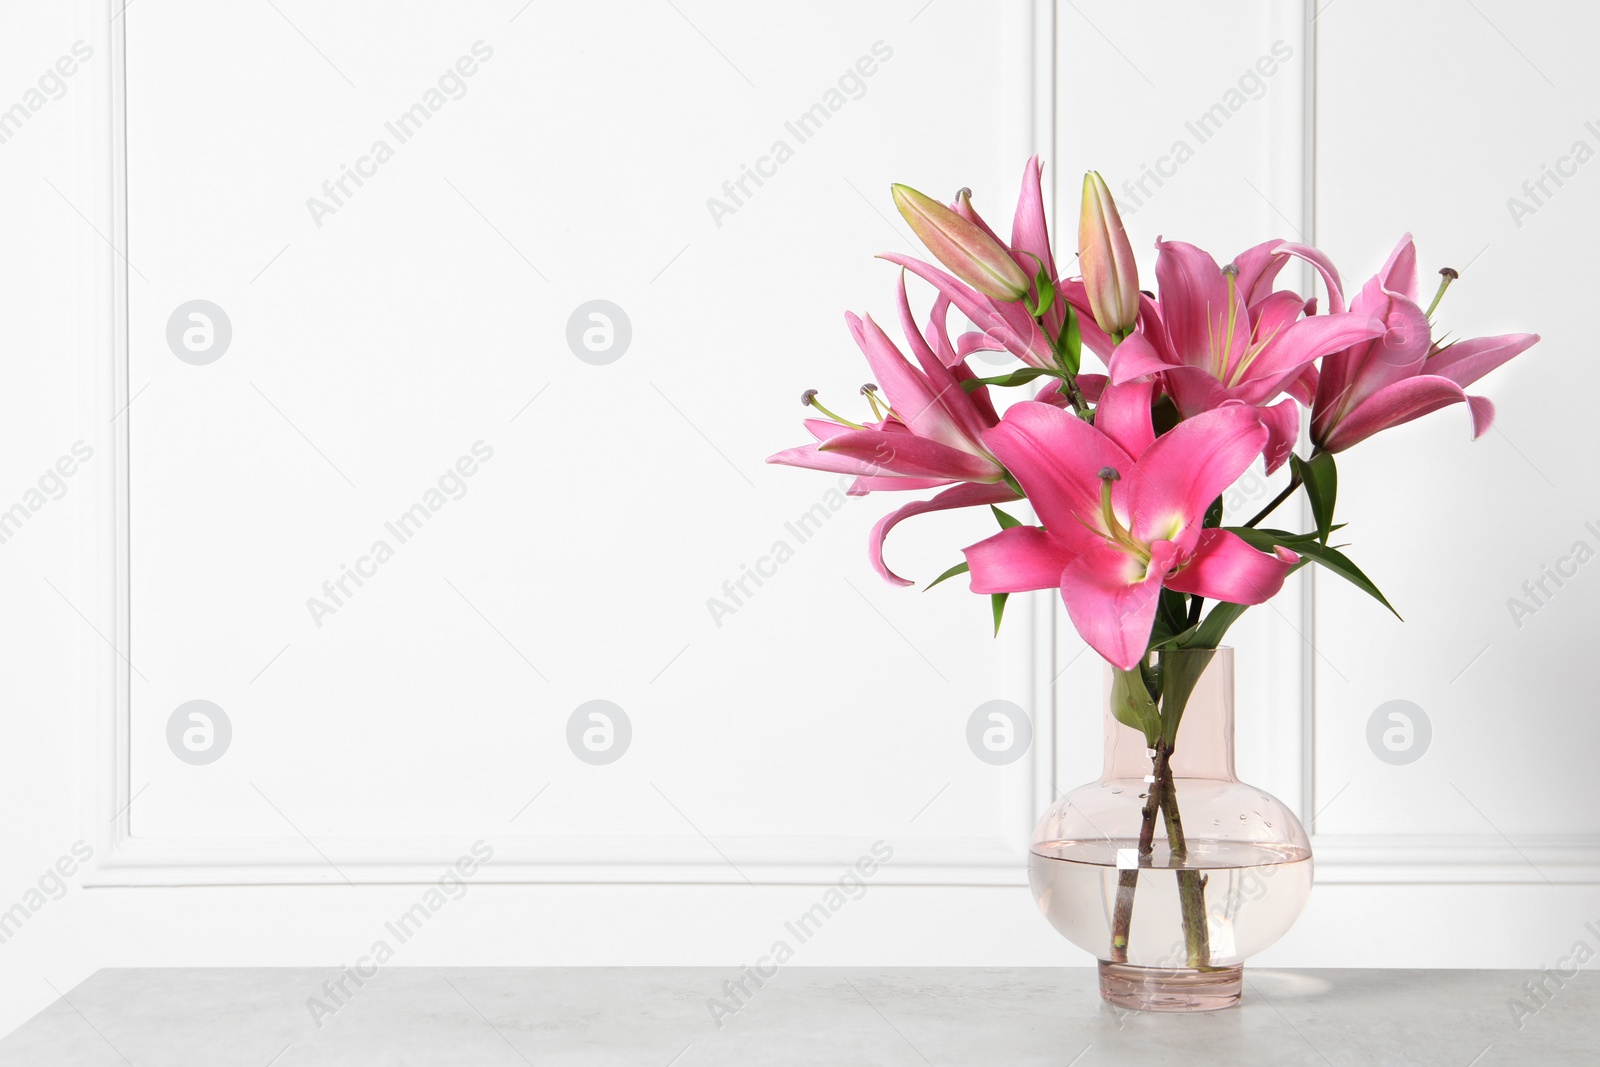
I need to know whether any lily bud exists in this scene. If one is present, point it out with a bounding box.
[950,187,1001,241]
[1078,171,1140,334]
[891,183,1031,302]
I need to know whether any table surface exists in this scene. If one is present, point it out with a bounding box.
[1,967,1592,1066]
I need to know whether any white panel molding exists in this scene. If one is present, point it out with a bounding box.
[1296,0,1598,886]
[78,0,1057,888]
[1312,835,1600,885]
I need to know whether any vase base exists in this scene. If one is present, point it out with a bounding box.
[1097,960,1242,1012]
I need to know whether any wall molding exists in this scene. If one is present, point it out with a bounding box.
[80,0,1585,891]
[77,0,1057,889]
[1312,834,1600,885]
[1295,0,1597,886]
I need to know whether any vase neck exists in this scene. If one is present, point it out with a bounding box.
[1102,648,1236,780]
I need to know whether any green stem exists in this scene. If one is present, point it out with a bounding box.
[1035,312,1089,415]
[1243,471,1301,528]
[1161,783,1212,969]
[1108,740,1169,962]
[1061,373,1089,416]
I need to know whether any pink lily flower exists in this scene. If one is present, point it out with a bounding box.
[1310,234,1540,453]
[1107,238,1388,472]
[961,400,1298,669]
[766,281,1019,585]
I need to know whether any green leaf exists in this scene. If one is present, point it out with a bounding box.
[1155,647,1217,746]
[1110,666,1161,743]
[1227,526,1401,619]
[1178,599,1254,651]
[961,367,1056,392]
[1150,587,1190,646]
[990,505,1022,530]
[1248,525,1344,547]
[1057,304,1083,377]
[1149,619,1201,650]
[1203,494,1224,530]
[924,561,969,591]
[1151,396,1182,436]
[1026,261,1056,320]
[1299,541,1400,619]
[991,592,1009,636]
[1291,451,1338,545]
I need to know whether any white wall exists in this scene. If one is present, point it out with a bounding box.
[0,0,1596,1040]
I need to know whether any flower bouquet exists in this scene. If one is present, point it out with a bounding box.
[768,159,1538,1010]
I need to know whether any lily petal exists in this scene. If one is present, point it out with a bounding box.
[1011,155,1056,281]
[1235,307,1389,405]
[847,313,969,451]
[849,474,947,495]
[1275,241,1349,314]
[1317,373,1480,453]
[881,253,1055,370]
[1258,398,1300,476]
[872,481,1020,587]
[1426,332,1539,388]
[1376,233,1418,303]
[1161,365,1233,418]
[1107,330,1175,385]
[1230,238,1290,304]
[1060,540,1179,671]
[1163,529,1298,605]
[1286,363,1319,406]
[1012,156,1063,335]
[981,401,1135,553]
[1125,405,1268,552]
[1095,378,1156,459]
[818,428,1000,482]
[964,524,1076,594]
[1076,373,1109,403]
[1153,238,1234,371]
[892,277,991,444]
[768,442,922,479]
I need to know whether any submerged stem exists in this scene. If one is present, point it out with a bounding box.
[1106,653,1215,971]
[1161,785,1212,969]
[1108,740,1170,962]
[1107,742,1171,959]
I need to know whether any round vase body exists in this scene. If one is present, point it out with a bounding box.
[1029,648,1311,1011]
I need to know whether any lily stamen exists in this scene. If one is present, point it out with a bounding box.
[1425,267,1458,319]
[1209,265,1241,379]
[801,389,865,430]
[860,383,887,421]
[1096,466,1149,561]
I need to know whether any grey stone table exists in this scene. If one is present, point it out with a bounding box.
[1,967,1592,1066]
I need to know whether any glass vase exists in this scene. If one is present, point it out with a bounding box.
[1028,647,1311,1011]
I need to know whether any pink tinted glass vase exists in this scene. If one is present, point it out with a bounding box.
[1028,648,1312,1011]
